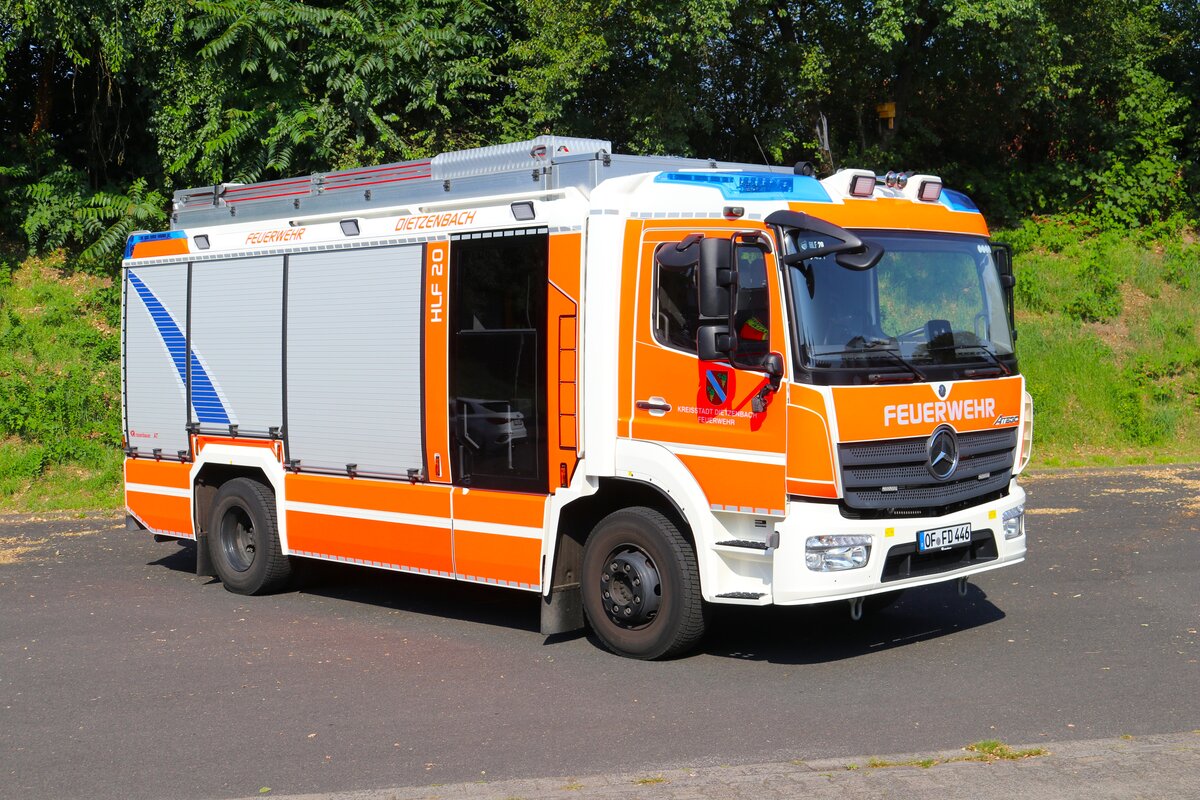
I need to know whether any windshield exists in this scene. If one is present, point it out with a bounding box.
[784,231,1014,381]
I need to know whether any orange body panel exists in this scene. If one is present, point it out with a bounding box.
[616,220,643,434]
[547,233,581,485]
[287,511,453,574]
[677,454,785,513]
[452,488,546,586]
[785,385,837,498]
[285,473,453,573]
[423,241,453,483]
[124,458,191,489]
[452,529,542,587]
[453,487,546,528]
[285,473,450,516]
[126,491,192,537]
[791,198,990,237]
[833,376,1023,442]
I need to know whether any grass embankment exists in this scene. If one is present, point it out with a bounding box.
[0,220,1197,512]
[1002,219,1200,467]
[0,252,122,512]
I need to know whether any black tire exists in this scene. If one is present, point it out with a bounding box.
[207,477,292,595]
[581,507,707,660]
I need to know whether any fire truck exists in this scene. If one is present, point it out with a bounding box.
[122,135,1032,659]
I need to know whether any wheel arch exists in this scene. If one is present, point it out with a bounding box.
[190,445,290,576]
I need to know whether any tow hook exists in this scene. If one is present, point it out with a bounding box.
[957,577,969,597]
[848,596,864,621]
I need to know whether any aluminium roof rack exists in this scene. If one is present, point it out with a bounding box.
[170,135,784,230]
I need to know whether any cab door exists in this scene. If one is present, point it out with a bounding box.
[629,225,788,516]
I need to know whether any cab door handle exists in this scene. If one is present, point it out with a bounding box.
[636,397,672,417]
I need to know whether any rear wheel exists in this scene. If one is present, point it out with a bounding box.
[208,477,292,595]
[581,507,706,659]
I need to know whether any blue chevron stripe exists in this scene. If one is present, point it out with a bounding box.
[127,271,230,425]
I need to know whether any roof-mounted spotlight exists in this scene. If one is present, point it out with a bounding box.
[849,174,876,197]
[898,174,943,203]
[823,168,878,199]
[340,218,361,236]
[510,201,535,221]
[193,234,211,250]
[917,179,943,203]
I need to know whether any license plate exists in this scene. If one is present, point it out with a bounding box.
[917,523,972,552]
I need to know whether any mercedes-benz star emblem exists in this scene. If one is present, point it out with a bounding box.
[927,426,959,481]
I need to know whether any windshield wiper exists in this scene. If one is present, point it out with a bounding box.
[824,339,928,383]
[955,345,1011,377]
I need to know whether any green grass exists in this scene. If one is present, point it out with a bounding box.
[849,739,1047,770]
[1004,220,1200,467]
[0,252,123,512]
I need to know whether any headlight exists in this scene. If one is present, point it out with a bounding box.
[1002,505,1025,540]
[805,534,872,571]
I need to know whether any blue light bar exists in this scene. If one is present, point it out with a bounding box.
[940,189,979,213]
[654,172,832,203]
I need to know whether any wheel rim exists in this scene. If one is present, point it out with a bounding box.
[219,505,257,573]
[597,545,662,628]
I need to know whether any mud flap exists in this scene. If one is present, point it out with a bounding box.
[540,584,584,635]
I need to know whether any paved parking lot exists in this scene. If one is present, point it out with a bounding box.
[1,466,1197,799]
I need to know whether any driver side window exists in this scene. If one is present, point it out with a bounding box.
[653,243,701,353]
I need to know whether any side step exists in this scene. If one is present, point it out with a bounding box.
[715,539,769,551]
[715,591,767,600]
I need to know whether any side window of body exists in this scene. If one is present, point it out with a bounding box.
[653,243,701,352]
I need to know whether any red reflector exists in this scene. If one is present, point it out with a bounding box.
[559,463,569,488]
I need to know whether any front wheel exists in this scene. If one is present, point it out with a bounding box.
[207,477,292,595]
[581,507,707,660]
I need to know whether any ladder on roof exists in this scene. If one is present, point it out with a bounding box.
[169,135,777,230]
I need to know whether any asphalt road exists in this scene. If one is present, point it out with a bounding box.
[1,467,1197,800]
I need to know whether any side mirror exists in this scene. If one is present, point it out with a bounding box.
[697,237,732,319]
[767,209,883,271]
[697,324,731,361]
[991,242,1017,339]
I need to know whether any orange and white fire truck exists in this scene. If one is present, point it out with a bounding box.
[122,135,1032,658]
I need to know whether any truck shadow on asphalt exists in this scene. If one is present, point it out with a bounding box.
[150,542,1005,663]
[698,584,1006,664]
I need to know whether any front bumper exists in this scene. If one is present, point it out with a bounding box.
[769,481,1026,605]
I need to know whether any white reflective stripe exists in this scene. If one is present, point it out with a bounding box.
[661,441,787,466]
[287,500,451,529]
[126,482,191,498]
[285,501,542,540]
[453,519,543,540]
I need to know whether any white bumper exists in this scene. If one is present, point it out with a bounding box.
[765,481,1027,605]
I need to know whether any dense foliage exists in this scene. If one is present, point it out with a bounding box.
[1,0,1198,506]
[2,0,1197,261]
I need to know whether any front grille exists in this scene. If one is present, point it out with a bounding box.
[839,428,1016,515]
